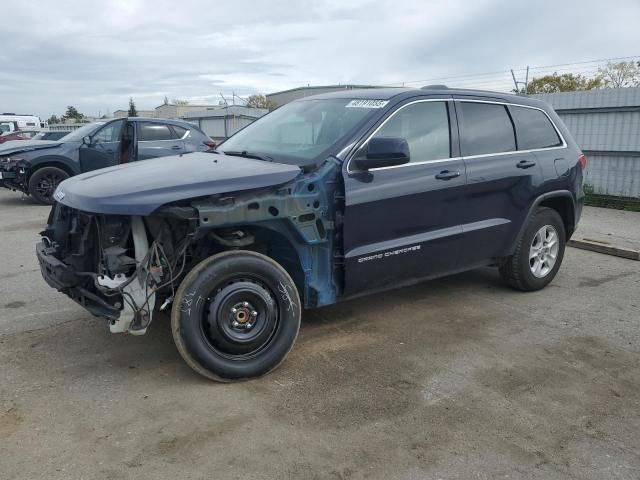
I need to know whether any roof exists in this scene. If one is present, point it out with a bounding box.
[154,103,219,110]
[102,116,196,126]
[266,84,379,97]
[302,87,548,108]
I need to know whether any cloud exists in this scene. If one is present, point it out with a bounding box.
[0,0,638,118]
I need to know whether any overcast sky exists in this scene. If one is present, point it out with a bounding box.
[1,0,638,118]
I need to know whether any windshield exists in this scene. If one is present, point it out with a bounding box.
[0,124,10,134]
[218,98,382,164]
[59,122,106,142]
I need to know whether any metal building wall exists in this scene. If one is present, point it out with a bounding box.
[181,106,268,142]
[534,87,640,198]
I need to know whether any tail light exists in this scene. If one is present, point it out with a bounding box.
[204,139,216,149]
[578,153,587,170]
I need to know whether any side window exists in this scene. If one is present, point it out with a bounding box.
[171,125,188,139]
[139,123,174,141]
[369,101,450,163]
[459,102,515,156]
[93,120,124,143]
[510,106,562,150]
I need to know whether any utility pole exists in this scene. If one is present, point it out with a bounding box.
[511,66,530,95]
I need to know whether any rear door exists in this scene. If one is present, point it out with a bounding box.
[342,97,467,296]
[454,98,547,266]
[79,119,125,172]
[137,122,185,160]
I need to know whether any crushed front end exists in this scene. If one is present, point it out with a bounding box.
[37,203,194,334]
[0,157,29,192]
[36,157,344,335]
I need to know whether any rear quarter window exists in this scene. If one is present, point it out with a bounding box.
[459,102,516,156]
[139,123,174,141]
[510,105,562,150]
[171,125,188,139]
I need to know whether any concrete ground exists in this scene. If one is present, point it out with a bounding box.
[573,206,640,252]
[1,189,639,480]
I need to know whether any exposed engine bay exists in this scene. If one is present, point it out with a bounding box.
[36,159,342,334]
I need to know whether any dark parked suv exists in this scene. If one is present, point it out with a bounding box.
[36,87,585,381]
[0,117,214,203]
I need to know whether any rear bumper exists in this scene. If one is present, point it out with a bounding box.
[36,241,120,320]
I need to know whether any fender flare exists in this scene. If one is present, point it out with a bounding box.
[512,190,576,253]
[26,155,79,179]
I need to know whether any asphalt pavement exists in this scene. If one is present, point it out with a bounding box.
[1,188,639,480]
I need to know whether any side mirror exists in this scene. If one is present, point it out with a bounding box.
[82,136,91,145]
[353,137,410,170]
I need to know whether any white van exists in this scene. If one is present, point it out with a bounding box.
[0,113,47,132]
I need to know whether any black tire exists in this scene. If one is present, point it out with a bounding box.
[28,166,69,204]
[500,207,566,291]
[171,250,301,382]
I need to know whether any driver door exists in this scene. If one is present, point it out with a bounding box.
[342,98,467,296]
[79,119,125,172]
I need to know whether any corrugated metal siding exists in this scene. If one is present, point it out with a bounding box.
[585,154,640,197]
[200,118,227,138]
[534,87,640,198]
[534,87,640,110]
[181,106,268,140]
[558,111,640,151]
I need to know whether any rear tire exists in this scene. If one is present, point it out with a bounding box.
[171,250,301,382]
[500,207,566,291]
[28,166,69,204]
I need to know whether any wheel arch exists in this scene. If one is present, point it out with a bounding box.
[539,194,576,239]
[515,190,576,251]
[27,156,76,180]
[250,225,307,299]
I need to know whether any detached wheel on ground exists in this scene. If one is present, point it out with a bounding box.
[171,250,301,382]
[500,206,566,291]
[28,166,69,204]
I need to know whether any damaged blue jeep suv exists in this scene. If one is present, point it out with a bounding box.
[37,87,585,381]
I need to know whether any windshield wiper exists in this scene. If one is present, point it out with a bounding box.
[221,150,274,162]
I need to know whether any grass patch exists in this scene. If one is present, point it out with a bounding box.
[584,184,640,212]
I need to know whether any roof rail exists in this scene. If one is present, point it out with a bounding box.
[421,85,448,90]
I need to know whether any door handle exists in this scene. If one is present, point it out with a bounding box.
[105,149,114,153]
[171,145,182,150]
[435,170,461,180]
[517,160,537,169]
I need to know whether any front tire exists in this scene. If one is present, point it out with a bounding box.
[171,250,301,382]
[500,207,566,291]
[28,166,69,204]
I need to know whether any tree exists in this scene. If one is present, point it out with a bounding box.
[597,61,640,88]
[172,98,190,105]
[525,73,603,94]
[163,95,170,105]
[64,106,84,121]
[47,114,59,125]
[246,94,277,110]
[128,98,138,117]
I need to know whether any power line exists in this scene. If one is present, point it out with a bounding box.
[388,55,640,89]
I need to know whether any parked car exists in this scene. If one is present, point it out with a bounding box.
[36,87,585,381]
[0,130,27,144]
[32,131,71,141]
[0,117,215,203]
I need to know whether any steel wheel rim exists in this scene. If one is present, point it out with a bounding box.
[529,225,559,278]
[203,276,280,360]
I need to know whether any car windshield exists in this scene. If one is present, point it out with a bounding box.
[59,122,106,142]
[0,124,10,134]
[217,98,382,165]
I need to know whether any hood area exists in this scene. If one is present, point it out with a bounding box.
[54,152,302,215]
[0,139,63,156]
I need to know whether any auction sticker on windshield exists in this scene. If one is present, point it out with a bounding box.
[345,100,389,108]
